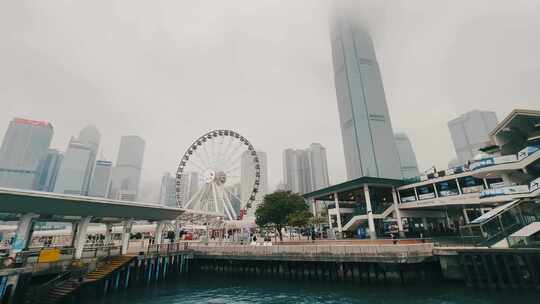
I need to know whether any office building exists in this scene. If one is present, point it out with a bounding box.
[54,139,94,195]
[241,150,268,210]
[54,126,100,195]
[0,118,53,190]
[394,133,420,179]
[88,160,113,197]
[36,149,63,192]
[448,110,498,165]
[110,136,145,201]
[159,172,177,207]
[307,143,330,191]
[330,11,402,180]
[283,144,330,195]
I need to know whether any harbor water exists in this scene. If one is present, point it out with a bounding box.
[75,274,538,304]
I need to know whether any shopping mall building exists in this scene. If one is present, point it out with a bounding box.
[304,109,540,247]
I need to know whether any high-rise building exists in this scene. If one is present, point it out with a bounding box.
[54,139,94,195]
[307,143,330,191]
[54,126,100,196]
[282,149,299,192]
[330,11,402,180]
[448,110,498,165]
[0,118,53,190]
[241,150,268,201]
[36,149,63,192]
[283,144,330,195]
[159,172,177,207]
[394,133,420,179]
[110,136,145,201]
[88,160,112,197]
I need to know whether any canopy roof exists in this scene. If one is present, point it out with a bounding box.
[490,109,540,155]
[0,187,184,221]
[303,176,403,201]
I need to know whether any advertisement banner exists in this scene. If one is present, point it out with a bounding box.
[470,158,495,170]
[461,185,484,194]
[518,146,540,160]
[529,178,540,192]
[418,193,436,200]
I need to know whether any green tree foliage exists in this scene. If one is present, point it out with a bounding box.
[287,210,312,229]
[255,190,309,241]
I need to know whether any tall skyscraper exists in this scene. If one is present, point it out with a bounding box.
[241,150,268,203]
[283,144,330,195]
[282,149,299,192]
[173,171,199,207]
[330,11,402,180]
[110,136,145,201]
[159,172,177,207]
[36,149,63,192]
[394,133,420,179]
[88,160,113,197]
[307,143,330,191]
[448,110,498,165]
[54,126,100,196]
[0,118,53,190]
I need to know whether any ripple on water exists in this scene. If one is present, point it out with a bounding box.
[75,275,539,304]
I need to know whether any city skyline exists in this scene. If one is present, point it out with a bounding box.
[1,1,539,200]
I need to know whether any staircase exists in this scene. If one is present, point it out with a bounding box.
[84,255,133,282]
[39,278,81,304]
[36,256,134,304]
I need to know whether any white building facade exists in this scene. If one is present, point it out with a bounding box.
[448,110,498,165]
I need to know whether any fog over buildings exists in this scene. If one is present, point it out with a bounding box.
[1,1,539,201]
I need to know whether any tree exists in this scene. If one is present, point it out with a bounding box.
[255,191,309,241]
[287,210,312,229]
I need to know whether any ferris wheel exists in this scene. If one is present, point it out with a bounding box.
[176,130,260,220]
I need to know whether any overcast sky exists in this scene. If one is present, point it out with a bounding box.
[1,0,539,202]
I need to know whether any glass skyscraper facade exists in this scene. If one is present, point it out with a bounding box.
[330,12,402,180]
[394,133,420,179]
[110,135,145,201]
[0,118,53,190]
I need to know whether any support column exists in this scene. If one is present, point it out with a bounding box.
[462,208,470,224]
[364,185,376,240]
[174,221,181,242]
[155,221,166,245]
[392,189,405,238]
[10,213,37,256]
[333,193,343,237]
[456,178,463,195]
[74,216,92,260]
[121,219,134,255]
[104,223,113,245]
[422,218,429,231]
